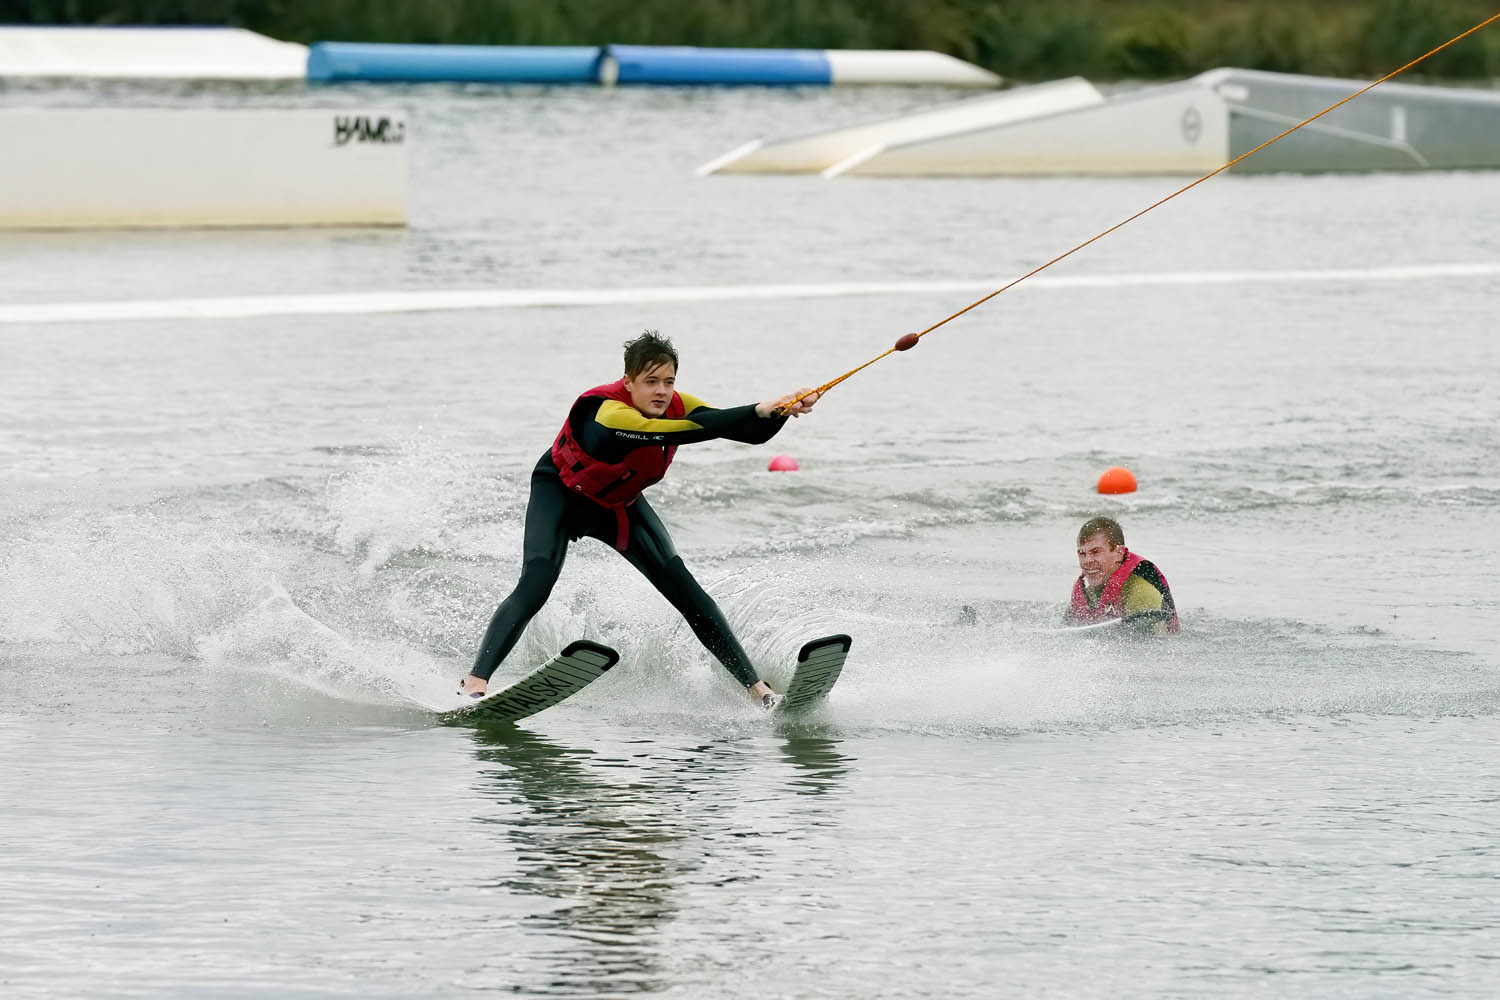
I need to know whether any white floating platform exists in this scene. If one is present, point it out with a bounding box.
[826,50,1000,87]
[700,67,1500,176]
[0,109,408,229]
[6,262,1498,325]
[598,45,998,87]
[1197,67,1500,172]
[0,26,307,80]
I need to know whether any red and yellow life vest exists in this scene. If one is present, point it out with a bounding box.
[551,379,685,550]
[1068,549,1181,633]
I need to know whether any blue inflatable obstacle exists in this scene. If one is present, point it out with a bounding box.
[600,45,832,86]
[306,42,604,84]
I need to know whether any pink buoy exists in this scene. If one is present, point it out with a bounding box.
[767,455,799,472]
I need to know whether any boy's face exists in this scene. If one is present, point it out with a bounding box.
[624,362,676,417]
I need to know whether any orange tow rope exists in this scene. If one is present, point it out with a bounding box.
[786,10,1500,410]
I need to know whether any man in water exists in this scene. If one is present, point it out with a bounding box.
[1065,516,1180,635]
[460,330,819,707]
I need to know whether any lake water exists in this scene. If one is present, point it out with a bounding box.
[2,78,1499,998]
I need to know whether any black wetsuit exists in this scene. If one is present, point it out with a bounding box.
[469,395,786,687]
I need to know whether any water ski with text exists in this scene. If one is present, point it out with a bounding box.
[440,640,619,725]
[776,634,853,715]
[1041,610,1176,637]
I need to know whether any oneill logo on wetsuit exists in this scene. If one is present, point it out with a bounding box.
[1067,549,1181,633]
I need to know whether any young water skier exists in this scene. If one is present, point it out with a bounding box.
[1065,517,1180,635]
[460,331,819,707]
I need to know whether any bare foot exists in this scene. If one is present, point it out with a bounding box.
[748,680,778,710]
[460,675,488,698]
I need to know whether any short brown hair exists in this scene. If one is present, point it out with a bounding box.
[623,330,678,378]
[1077,516,1124,547]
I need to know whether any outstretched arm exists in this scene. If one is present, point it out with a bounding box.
[572,392,805,460]
[695,387,820,443]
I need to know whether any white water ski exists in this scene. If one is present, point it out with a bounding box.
[1039,618,1126,637]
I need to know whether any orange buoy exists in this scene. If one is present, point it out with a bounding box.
[768,455,799,472]
[1097,466,1137,494]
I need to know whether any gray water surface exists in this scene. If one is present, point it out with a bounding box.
[2,80,1498,998]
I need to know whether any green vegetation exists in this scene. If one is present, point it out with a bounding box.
[4,0,1498,79]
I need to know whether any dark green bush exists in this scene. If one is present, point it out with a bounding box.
[3,0,1497,79]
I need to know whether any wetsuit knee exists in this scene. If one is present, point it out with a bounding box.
[655,557,759,687]
[654,556,702,603]
[513,555,563,612]
[520,553,562,587]
[470,555,565,681]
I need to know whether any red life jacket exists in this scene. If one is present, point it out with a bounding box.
[1068,549,1181,633]
[551,378,685,550]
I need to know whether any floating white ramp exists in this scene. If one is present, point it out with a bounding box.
[697,77,1104,176]
[833,80,1226,176]
[701,67,1500,176]
[0,26,307,79]
[0,109,408,229]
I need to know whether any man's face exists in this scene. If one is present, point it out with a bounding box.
[1077,531,1126,589]
[624,362,676,417]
